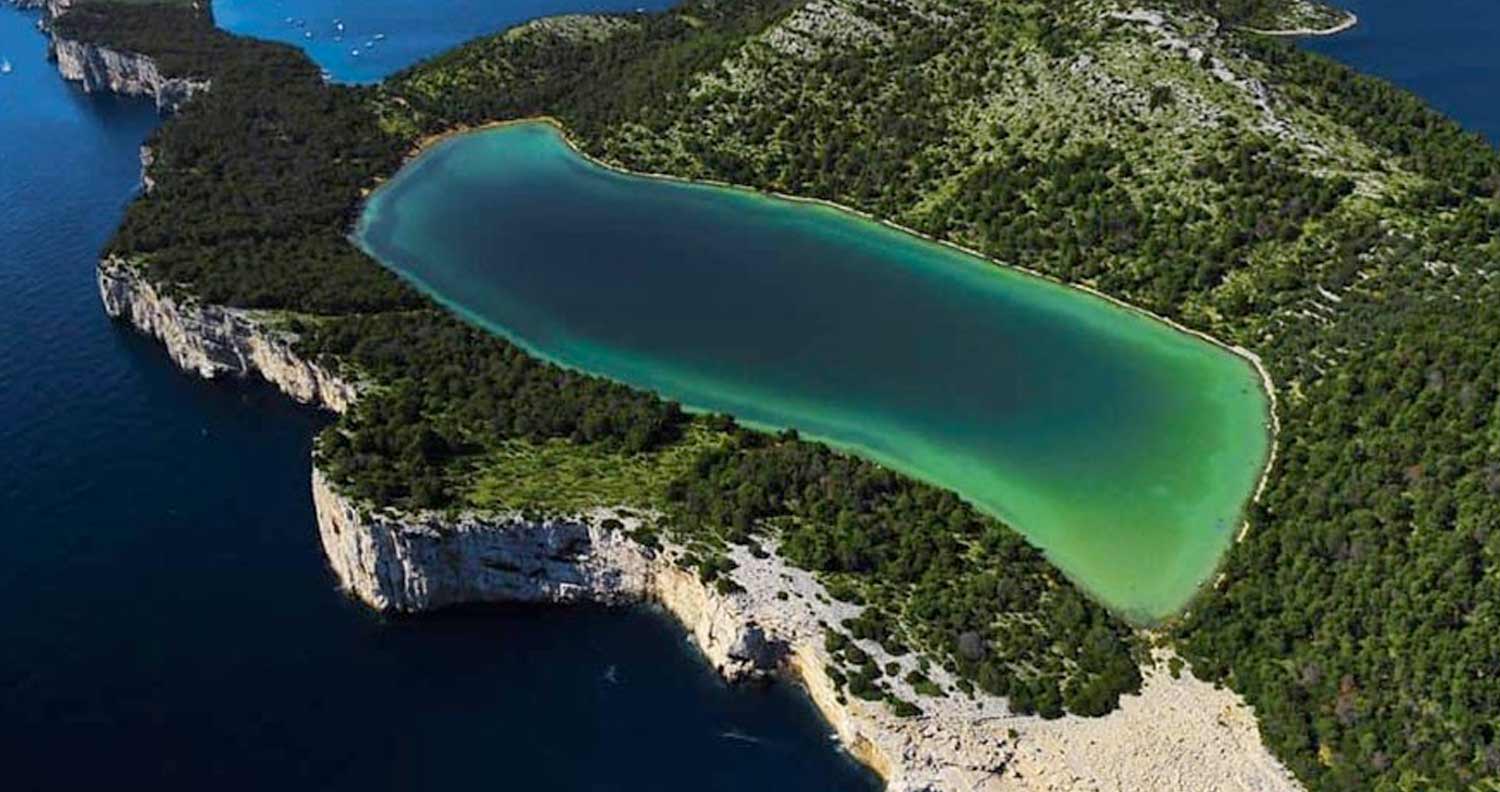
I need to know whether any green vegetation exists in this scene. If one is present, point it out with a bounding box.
[1179,0,1348,30]
[56,3,417,313]
[65,0,1145,720]
[61,0,1500,788]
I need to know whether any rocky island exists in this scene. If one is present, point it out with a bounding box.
[32,0,1500,790]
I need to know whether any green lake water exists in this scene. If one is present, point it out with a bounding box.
[356,121,1271,620]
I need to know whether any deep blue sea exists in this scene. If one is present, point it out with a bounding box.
[0,4,874,789]
[1304,0,1500,145]
[214,0,673,84]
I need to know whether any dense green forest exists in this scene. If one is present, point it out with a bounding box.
[64,0,1500,788]
[64,0,1144,722]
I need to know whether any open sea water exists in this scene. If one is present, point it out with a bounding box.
[0,4,875,789]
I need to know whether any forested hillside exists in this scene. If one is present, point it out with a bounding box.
[61,0,1500,789]
[62,0,1146,727]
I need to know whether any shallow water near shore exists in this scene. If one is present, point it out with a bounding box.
[213,0,673,84]
[0,6,876,789]
[358,122,1274,620]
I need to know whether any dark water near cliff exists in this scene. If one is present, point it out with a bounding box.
[1304,0,1500,145]
[0,6,875,790]
[213,0,672,84]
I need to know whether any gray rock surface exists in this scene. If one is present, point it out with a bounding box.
[98,257,358,412]
[50,35,208,113]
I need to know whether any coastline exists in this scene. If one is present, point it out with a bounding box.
[93,106,1304,790]
[374,114,1283,618]
[50,8,1296,788]
[1241,10,1357,37]
[311,463,1303,792]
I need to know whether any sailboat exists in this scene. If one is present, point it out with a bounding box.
[1,59,13,75]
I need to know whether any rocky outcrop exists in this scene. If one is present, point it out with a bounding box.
[310,469,1303,792]
[19,0,207,111]
[49,35,208,113]
[13,0,67,18]
[312,468,782,682]
[98,257,358,412]
[139,145,155,194]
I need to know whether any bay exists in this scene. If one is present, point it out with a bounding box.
[213,0,674,84]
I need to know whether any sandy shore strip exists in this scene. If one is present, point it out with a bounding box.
[1242,10,1358,37]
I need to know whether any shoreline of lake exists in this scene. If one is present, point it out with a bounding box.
[359,117,1279,622]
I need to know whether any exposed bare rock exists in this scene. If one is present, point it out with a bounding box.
[49,35,208,113]
[98,257,358,412]
[138,145,155,194]
[312,467,1303,792]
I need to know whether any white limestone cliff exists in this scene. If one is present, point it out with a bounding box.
[13,0,69,20]
[96,228,1303,792]
[98,257,358,412]
[72,5,1305,786]
[310,467,1302,792]
[93,196,1307,792]
[313,469,782,682]
[49,35,208,113]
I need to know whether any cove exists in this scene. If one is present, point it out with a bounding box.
[357,121,1272,620]
[212,0,673,84]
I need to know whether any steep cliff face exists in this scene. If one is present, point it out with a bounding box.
[312,467,783,682]
[311,464,1304,792]
[50,35,208,113]
[12,0,67,17]
[98,257,358,412]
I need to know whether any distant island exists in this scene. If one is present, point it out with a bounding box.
[33,0,1500,790]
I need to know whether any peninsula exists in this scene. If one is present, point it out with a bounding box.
[34,0,1500,790]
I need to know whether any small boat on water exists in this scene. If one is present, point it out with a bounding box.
[1,59,12,75]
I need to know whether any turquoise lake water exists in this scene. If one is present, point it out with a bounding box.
[358,122,1273,621]
[4,0,1494,786]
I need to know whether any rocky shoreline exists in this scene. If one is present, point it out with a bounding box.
[97,257,357,411]
[61,9,1304,790]
[49,34,209,113]
[97,227,1306,792]
[16,0,209,112]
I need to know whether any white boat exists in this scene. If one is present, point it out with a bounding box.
[1,59,12,75]
[373,33,385,41]
[350,49,361,57]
